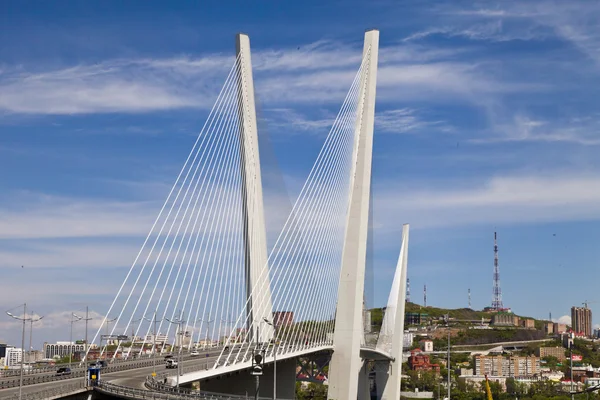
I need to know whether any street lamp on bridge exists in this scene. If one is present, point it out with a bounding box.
[165,315,185,389]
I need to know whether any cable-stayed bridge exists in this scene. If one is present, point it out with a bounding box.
[4,29,411,400]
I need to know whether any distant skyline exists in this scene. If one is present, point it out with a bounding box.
[2,0,600,347]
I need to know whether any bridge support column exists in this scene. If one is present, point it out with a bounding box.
[357,361,372,400]
[379,224,410,399]
[199,358,296,398]
[328,29,379,400]
[235,33,274,343]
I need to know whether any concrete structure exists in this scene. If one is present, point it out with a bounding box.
[571,306,592,337]
[328,29,379,400]
[273,311,294,327]
[474,355,541,377]
[0,342,6,359]
[420,339,433,352]
[536,346,566,361]
[459,375,507,391]
[376,224,410,400]
[43,342,85,359]
[236,33,274,344]
[521,319,535,329]
[554,323,568,334]
[544,322,554,335]
[5,347,22,367]
[491,311,517,327]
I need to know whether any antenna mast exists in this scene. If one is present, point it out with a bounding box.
[468,288,471,309]
[406,278,411,303]
[491,231,503,310]
[423,284,427,308]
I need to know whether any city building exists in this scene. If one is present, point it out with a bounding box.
[554,323,568,334]
[175,331,191,348]
[5,348,22,367]
[571,306,592,337]
[43,342,85,359]
[544,322,554,335]
[473,355,541,377]
[491,311,517,327]
[521,319,535,329]
[419,339,433,352]
[405,312,428,325]
[144,334,169,345]
[403,332,414,349]
[408,349,440,373]
[273,311,294,327]
[536,347,566,361]
[24,350,43,364]
[0,342,6,359]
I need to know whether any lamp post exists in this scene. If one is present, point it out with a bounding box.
[570,342,574,400]
[27,311,44,365]
[70,313,83,369]
[200,315,214,348]
[166,315,185,390]
[74,307,92,367]
[263,318,277,400]
[101,316,117,359]
[143,311,161,378]
[6,304,39,400]
[446,314,451,400]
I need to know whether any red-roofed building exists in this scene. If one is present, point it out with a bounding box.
[408,349,440,373]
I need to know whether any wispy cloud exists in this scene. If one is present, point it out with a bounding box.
[374,172,600,234]
[0,39,530,115]
[375,108,452,134]
[475,114,600,145]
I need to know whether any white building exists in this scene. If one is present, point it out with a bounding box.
[403,332,414,349]
[420,340,433,352]
[43,342,85,359]
[6,348,22,367]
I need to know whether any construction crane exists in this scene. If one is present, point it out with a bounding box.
[484,375,494,400]
[582,300,598,308]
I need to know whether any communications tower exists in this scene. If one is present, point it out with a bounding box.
[491,231,503,310]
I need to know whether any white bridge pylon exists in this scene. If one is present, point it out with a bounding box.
[87,29,400,398]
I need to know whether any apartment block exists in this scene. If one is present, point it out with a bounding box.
[473,355,541,377]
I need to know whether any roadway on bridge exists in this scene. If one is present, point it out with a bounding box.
[0,348,225,398]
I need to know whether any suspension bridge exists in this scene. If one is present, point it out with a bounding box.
[4,29,411,400]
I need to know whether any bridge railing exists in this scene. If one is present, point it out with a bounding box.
[3,381,87,400]
[98,380,256,399]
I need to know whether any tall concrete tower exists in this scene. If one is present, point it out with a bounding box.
[328,29,379,400]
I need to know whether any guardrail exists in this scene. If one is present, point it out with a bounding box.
[3,381,88,400]
[98,380,259,399]
[0,358,158,389]
[0,370,86,389]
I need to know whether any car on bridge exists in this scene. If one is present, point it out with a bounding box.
[55,367,71,376]
[190,351,200,356]
[165,359,178,369]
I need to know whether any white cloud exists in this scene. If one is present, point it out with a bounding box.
[373,172,600,233]
[0,193,156,239]
[557,315,572,325]
[376,108,452,134]
[0,39,529,115]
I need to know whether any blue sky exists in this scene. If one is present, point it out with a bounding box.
[2,0,600,347]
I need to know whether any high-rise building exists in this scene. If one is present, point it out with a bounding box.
[571,306,592,337]
[5,348,22,367]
